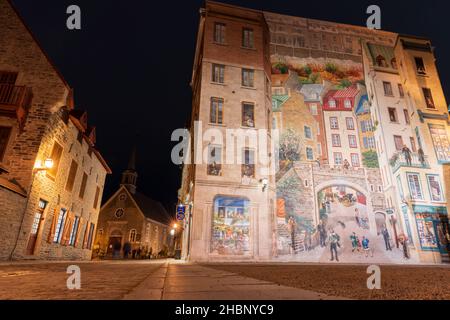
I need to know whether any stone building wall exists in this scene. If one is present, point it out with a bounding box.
[12,109,108,260]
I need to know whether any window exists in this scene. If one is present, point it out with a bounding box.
[93,186,100,209]
[330,117,339,129]
[242,28,254,48]
[304,126,312,139]
[211,196,250,255]
[207,145,222,176]
[242,149,255,178]
[210,97,224,124]
[344,99,352,109]
[115,208,125,218]
[348,135,357,148]
[86,223,95,250]
[407,173,424,200]
[79,173,88,199]
[388,107,398,122]
[328,99,336,108]
[47,142,63,179]
[398,84,405,97]
[242,69,254,87]
[242,102,255,127]
[383,82,393,96]
[422,88,435,109]
[410,137,417,152]
[68,216,80,246]
[214,22,226,44]
[391,58,398,69]
[53,208,67,243]
[403,109,410,124]
[394,135,404,151]
[429,124,450,162]
[332,134,341,147]
[129,229,137,242]
[351,153,360,167]
[212,64,225,83]
[65,160,78,192]
[0,126,11,162]
[346,117,354,130]
[427,175,444,202]
[367,137,376,149]
[334,152,343,165]
[306,147,314,160]
[310,103,318,115]
[415,57,426,75]
[29,200,47,236]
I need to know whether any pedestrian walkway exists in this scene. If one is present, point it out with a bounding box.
[123,262,345,300]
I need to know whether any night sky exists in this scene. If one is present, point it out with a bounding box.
[10,0,449,212]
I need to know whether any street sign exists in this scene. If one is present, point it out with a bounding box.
[176,205,186,221]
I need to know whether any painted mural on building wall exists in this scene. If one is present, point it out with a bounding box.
[268,19,419,263]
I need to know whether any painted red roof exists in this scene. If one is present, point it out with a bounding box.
[333,86,359,99]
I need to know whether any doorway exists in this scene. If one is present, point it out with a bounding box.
[26,200,47,255]
[107,230,123,255]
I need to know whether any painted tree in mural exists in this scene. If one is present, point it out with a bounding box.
[279,128,301,162]
[362,150,380,168]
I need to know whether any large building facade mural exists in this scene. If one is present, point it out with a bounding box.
[180,1,450,264]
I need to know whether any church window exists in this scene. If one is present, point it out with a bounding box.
[129,229,137,242]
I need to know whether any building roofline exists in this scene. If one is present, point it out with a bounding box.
[6,0,70,90]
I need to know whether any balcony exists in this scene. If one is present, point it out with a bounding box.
[0,84,33,129]
[389,151,430,173]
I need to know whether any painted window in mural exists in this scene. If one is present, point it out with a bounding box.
[415,57,426,75]
[422,88,435,109]
[383,81,393,96]
[241,149,255,178]
[212,64,225,83]
[332,134,341,147]
[242,102,255,127]
[242,28,254,49]
[304,126,312,139]
[210,97,223,124]
[407,173,424,200]
[346,117,354,130]
[416,213,439,251]
[426,175,443,202]
[351,153,360,167]
[334,152,342,165]
[242,69,254,87]
[429,124,450,162]
[214,22,226,44]
[348,135,357,148]
[211,196,250,255]
[330,117,339,129]
[306,147,314,160]
[207,145,222,176]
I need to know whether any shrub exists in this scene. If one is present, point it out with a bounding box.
[362,150,380,168]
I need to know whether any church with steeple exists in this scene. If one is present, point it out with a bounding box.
[94,148,171,258]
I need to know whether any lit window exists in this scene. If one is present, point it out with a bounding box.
[53,208,67,243]
[68,216,80,246]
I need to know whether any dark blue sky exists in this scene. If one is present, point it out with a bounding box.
[10,0,450,211]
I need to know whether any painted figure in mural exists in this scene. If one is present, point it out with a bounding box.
[399,235,409,259]
[288,216,297,254]
[418,147,426,166]
[381,225,392,251]
[317,220,327,247]
[362,236,373,257]
[328,229,340,261]
[350,232,359,253]
[402,145,412,166]
[343,159,350,170]
[354,208,361,227]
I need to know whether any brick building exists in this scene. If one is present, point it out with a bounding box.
[95,149,171,259]
[0,0,111,260]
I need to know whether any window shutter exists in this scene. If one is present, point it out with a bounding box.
[61,211,73,246]
[82,221,90,249]
[74,217,83,247]
[47,209,58,243]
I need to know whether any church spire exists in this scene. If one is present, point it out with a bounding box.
[121,145,138,194]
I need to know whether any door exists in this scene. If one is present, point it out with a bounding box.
[107,237,122,254]
[26,200,47,255]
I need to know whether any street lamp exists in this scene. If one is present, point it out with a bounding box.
[34,158,54,171]
[170,229,175,236]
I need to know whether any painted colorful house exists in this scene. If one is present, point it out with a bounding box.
[323,86,363,168]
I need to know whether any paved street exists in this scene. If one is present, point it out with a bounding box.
[0,260,340,300]
[0,260,449,300]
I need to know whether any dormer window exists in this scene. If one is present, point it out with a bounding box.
[329,99,336,108]
[344,99,352,109]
